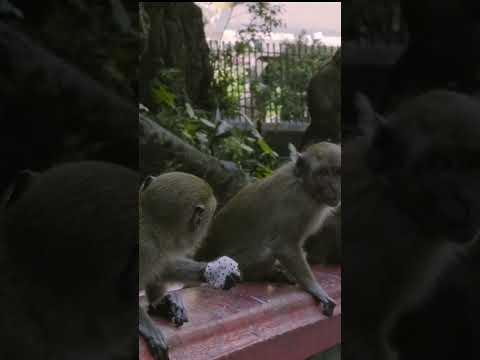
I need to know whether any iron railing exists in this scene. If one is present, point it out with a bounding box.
[209,41,337,126]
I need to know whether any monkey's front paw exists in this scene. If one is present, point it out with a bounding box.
[320,298,336,317]
[146,338,169,360]
[141,328,169,360]
[149,293,189,327]
[204,256,241,290]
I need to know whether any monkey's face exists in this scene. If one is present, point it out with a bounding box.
[297,142,341,207]
[357,90,480,243]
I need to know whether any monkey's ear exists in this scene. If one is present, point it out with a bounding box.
[294,153,308,177]
[288,143,300,162]
[1,169,37,209]
[191,204,206,232]
[140,175,155,192]
[354,92,397,170]
[354,92,388,140]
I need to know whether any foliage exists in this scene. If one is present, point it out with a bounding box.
[238,3,285,42]
[209,43,247,119]
[251,39,336,122]
[209,5,337,124]
[150,68,187,108]
[142,85,279,179]
[141,2,288,178]
[209,2,285,121]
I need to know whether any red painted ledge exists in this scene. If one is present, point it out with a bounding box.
[139,265,341,360]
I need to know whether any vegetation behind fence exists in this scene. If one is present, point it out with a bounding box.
[209,41,337,127]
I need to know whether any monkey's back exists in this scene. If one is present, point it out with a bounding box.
[1,161,138,359]
[139,171,217,287]
[196,163,320,263]
[342,94,480,359]
[4,161,138,289]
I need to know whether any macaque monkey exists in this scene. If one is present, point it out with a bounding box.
[302,47,341,147]
[0,161,138,360]
[139,172,241,360]
[343,91,480,360]
[196,143,341,316]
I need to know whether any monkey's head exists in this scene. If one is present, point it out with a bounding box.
[355,90,480,243]
[292,142,341,206]
[140,172,217,251]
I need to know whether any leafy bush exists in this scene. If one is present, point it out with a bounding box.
[143,82,279,179]
[251,41,336,123]
[209,43,247,119]
[210,37,337,124]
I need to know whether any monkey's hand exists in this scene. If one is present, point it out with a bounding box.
[320,297,337,317]
[149,293,189,327]
[204,256,241,290]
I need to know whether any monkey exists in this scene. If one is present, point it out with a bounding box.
[306,201,341,266]
[0,161,138,360]
[139,172,241,360]
[342,90,480,360]
[195,142,341,317]
[390,241,479,360]
[301,47,341,148]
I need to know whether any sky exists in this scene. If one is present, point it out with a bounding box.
[227,2,341,35]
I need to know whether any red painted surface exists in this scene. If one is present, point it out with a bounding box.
[139,265,341,360]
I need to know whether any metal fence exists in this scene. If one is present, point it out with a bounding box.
[209,41,337,127]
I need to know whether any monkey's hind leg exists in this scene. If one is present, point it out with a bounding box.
[146,282,189,327]
[276,245,336,317]
[231,250,276,282]
[139,305,169,360]
[150,293,189,327]
[270,260,297,284]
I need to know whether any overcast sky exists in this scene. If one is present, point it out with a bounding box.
[228,2,341,35]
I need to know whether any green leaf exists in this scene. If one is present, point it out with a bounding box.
[183,122,197,134]
[240,143,254,153]
[198,117,216,129]
[196,132,209,144]
[254,162,274,178]
[151,85,176,109]
[257,138,274,154]
[181,130,193,141]
[185,103,196,119]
